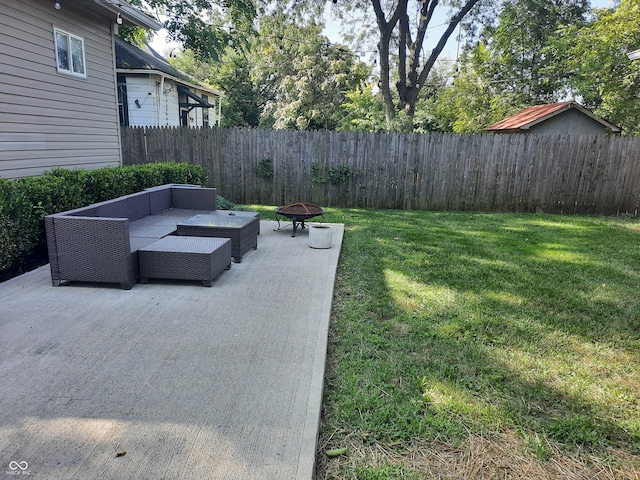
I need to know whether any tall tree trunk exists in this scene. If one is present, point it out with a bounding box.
[372,0,405,130]
[372,0,483,132]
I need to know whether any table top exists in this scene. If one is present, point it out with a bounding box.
[178,213,255,229]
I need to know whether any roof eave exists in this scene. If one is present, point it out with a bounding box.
[484,128,523,133]
[92,0,162,30]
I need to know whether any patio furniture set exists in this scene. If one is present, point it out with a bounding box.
[44,184,259,289]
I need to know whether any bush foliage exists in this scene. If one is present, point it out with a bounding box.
[0,162,208,276]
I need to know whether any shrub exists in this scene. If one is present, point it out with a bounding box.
[216,195,235,210]
[0,178,38,272]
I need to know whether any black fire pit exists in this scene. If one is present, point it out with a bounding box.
[274,202,324,237]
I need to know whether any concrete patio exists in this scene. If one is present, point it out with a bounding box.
[0,220,343,479]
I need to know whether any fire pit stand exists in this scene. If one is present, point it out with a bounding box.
[274,202,324,237]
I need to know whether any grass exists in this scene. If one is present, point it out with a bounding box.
[246,206,640,478]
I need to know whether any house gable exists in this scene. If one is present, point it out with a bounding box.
[526,109,617,135]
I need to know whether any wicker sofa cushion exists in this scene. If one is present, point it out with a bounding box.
[96,191,150,221]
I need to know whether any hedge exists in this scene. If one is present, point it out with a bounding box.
[0,162,209,277]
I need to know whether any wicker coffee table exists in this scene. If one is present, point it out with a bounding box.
[138,236,232,287]
[176,214,259,263]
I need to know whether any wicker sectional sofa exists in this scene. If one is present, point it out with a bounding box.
[45,184,226,289]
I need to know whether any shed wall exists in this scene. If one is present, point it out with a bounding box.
[529,110,612,135]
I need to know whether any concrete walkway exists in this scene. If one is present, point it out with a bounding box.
[0,220,343,480]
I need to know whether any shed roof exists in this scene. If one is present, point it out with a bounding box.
[484,102,621,133]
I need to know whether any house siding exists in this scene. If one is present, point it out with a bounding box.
[124,76,159,127]
[192,88,217,127]
[122,75,181,127]
[0,0,122,178]
[122,75,213,127]
[164,83,180,126]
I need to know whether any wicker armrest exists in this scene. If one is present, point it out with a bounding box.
[46,215,135,289]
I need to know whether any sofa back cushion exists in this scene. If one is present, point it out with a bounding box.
[171,187,217,210]
[97,191,150,221]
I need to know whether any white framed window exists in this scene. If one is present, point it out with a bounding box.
[54,28,86,78]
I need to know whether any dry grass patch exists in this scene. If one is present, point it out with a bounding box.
[317,434,640,479]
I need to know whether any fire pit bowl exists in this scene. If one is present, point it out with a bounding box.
[274,202,324,237]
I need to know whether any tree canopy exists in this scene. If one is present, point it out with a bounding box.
[167,15,369,130]
[419,0,640,134]
[127,0,257,60]
[325,0,492,130]
[253,16,369,130]
[545,0,640,135]
[141,0,640,135]
[481,0,589,105]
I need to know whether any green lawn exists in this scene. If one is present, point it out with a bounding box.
[247,206,640,479]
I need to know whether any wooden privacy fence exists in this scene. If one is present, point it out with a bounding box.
[121,127,640,215]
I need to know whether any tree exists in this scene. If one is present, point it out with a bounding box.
[211,48,262,127]
[481,0,589,105]
[372,0,486,130]
[166,15,368,130]
[337,83,388,132]
[169,48,262,127]
[278,0,494,131]
[252,16,369,130]
[545,0,640,134]
[127,0,257,60]
[422,46,520,133]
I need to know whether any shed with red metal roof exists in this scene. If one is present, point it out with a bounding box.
[484,102,621,135]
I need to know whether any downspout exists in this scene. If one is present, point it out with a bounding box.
[217,95,221,126]
[111,21,124,166]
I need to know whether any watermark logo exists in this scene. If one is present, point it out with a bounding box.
[6,461,30,476]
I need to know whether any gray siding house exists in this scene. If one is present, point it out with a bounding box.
[0,0,160,179]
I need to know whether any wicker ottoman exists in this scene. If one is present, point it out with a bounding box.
[138,236,232,287]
